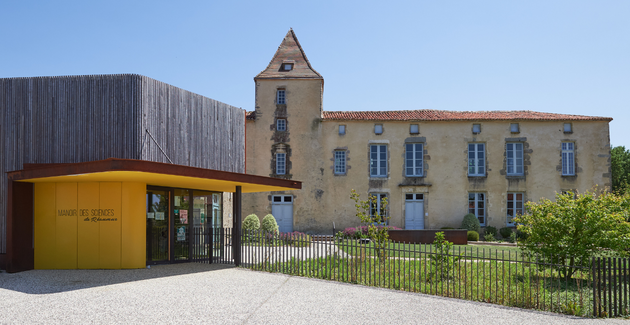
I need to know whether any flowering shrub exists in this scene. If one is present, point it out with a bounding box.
[340,225,401,240]
[278,231,312,247]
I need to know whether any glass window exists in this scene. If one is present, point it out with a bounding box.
[507,192,524,226]
[339,125,346,135]
[510,123,519,133]
[370,145,387,177]
[277,119,286,131]
[506,142,524,176]
[334,150,346,175]
[564,123,572,133]
[374,124,383,135]
[468,143,485,176]
[369,193,388,224]
[410,124,419,134]
[468,192,486,226]
[277,89,286,104]
[283,63,293,71]
[562,142,575,176]
[276,153,286,175]
[472,124,481,134]
[405,143,424,177]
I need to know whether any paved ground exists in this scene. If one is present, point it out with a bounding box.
[0,263,627,324]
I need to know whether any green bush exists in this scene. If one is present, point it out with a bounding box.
[484,233,495,242]
[440,227,455,229]
[242,214,260,232]
[261,214,279,234]
[484,226,498,237]
[467,231,479,241]
[499,227,513,239]
[516,229,528,240]
[461,213,480,233]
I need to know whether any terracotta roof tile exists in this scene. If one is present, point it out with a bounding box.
[255,29,322,80]
[321,110,612,122]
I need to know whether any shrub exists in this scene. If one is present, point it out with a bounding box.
[484,226,498,237]
[484,233,495,242]
[279,231,311,247]
[515,189,630,278]
[461,213,481,233]
[242,214,260,232]
[340,225,401,239]
[499,227,513,239]
[467,231,479,241]
[261,214,279,234]
[428,232,460,282]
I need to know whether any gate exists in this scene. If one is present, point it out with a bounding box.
[191,227,234,264]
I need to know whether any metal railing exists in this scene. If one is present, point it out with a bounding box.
[237,230,630,318]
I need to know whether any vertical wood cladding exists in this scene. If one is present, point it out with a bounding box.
[0,74,245,253]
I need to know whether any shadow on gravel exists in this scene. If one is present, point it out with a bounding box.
[0,263,235,294]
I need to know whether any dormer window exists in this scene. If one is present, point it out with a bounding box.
[280,60,295,71]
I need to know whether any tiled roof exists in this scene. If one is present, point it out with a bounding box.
[255,29,323,80]
[321,110,612,122]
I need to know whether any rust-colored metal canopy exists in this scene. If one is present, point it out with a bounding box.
[7,158,301,193]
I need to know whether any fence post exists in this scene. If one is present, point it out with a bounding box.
[232,186,242,266]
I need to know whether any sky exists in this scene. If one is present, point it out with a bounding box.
[2,1,629,148]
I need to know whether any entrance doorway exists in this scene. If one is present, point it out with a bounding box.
[405,193,425,230]
[271,195,293,233]
[146,187,223,265]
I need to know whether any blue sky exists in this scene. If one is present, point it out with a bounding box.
[2,1,629,148]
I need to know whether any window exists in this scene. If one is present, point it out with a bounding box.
[405,193,424,201]
[277,119,286,131]
[510,123,519,133]
[369,193,388,224]
[468,193,486,226]
[282,63,293,71]
[506,142,524,176]
[507,193,524,226]
[339,125,346,135]
[405,143,424,177]
[468,143,485,176]
[334,150,346,175]
[374,124,383,135]
[276,153,286,175]
[409,124,419,134]
[277,89,286,104]
[562,142,575,176]
[472,124,481,134]
[564,123,572,133]
[370,144,387,177]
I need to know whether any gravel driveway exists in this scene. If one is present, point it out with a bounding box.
[0,263,627,324]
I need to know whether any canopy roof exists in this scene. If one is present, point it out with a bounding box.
[7,158,301,193]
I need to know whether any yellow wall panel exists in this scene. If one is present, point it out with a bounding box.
[77,183,100,269]
[55,183,78,269]
[121,182,147,268]
[99,182,122,269]
[34,183,56,269]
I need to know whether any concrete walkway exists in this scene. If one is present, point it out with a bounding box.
[0,263,626,324]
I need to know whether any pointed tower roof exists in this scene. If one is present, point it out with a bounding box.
[255,29,323,80]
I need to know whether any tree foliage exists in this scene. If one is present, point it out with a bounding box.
[514,190,630,278]
[350,189,390,259]
[612,146,630,194]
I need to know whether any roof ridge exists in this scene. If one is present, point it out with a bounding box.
[320,110,612,121]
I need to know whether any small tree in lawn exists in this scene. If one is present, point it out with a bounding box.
[350,189,390,260]
[514,189,630,279]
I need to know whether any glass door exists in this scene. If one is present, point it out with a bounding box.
[146,189,170,264]
[173,189,190,261]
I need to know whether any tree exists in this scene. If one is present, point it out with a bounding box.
[612,146,630,194]
[514,189,630,278]
[350,189,390,259]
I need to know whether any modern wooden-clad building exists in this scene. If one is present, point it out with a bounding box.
[0,74,300,272]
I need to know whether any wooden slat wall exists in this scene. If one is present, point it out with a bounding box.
[0,74,246,253]
[139,76,245,172]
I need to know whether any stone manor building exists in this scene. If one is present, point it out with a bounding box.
[243,29,612,234]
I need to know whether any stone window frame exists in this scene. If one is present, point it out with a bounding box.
[276,118,287,132]
[276,88,286,105]
[276,153,286,175]
[506,142,525,176]
[334,150,347,175]
[405,142,424,177]
[561,142,575,176]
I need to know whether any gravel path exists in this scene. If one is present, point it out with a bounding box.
[0,264,627,324]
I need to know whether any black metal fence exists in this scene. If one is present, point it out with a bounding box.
[237,230,630,318]
[189,227,233,264]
